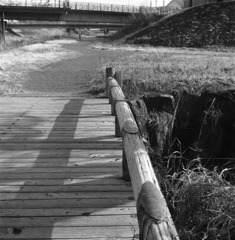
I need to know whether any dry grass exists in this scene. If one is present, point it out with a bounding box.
[89,43,235,97]
[166,165,235,240]
[0,39,82,94]
[0,28,67,52]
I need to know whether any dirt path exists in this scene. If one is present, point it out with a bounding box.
[18,38,131,97]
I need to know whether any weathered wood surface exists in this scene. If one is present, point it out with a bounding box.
[0,97,138,240]
[105,67,116,97]
[108,78,125,116]
[108,74,179,240]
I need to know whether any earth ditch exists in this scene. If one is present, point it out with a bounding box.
[128,89,235,239]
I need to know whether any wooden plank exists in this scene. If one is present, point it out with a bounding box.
[0,98,107,102]
[0,117,114,122]
[0,237,136,240]
[0,127,116,131]
[0,215,138,227]
[1,178,129,186]
[0,172,122,179]
[0,178,128,186]
[0,107,109,110]
[0,185,132,193]
[0,207,137,217]
[0,239,136,240]
[0,126,115,129]
[0,138,121,143]
[0,192,134,200]
[0,106,110,109]
[0,198,135,209]
[0,132,116,137]
[0,226,139,239]
[0,167,121,173]
[0,157,122,163]
[0,161,122,168]
[12,120,114,125]
[0,101,107,105]
[0,125,115,130]
[0,104,109,108]
[0,143,122,150]
[0,150,122,158]
[0,114,113,118]
[0,114,112,119]
[0,102,108,105]
[0,110,111,114]
[0,130,115,135]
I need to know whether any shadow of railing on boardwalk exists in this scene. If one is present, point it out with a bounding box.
[0,98,137,239]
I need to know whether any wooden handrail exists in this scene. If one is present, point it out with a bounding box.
[106,67,179,240]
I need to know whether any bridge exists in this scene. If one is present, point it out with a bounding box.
[0,1,139,40]
[6,22,129,30]
[0,1,138,23]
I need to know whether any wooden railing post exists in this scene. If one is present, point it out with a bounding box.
[108,79,119,107]
[122,148,130,181]
[115,70,122,88]
[107,78,125,114]
[105,67,115,97]
[115,115,121,137]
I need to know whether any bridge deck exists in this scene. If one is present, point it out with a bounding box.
[0,97,138,239]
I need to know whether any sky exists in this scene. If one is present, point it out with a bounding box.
[74,0,171,7]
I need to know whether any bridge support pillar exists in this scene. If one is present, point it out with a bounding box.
[0,13,6,45]
[78,28,81,41]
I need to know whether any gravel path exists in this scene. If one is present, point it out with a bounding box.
[21,38,131,98]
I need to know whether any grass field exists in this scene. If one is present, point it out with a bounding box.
[89,43,235,97]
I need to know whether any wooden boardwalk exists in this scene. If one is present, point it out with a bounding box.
[0,97,138,239]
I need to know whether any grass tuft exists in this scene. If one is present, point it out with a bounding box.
[167,165,235,240]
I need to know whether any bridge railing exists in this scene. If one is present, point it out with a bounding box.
[105,67,180,240]
[0,0,141,12]
[73,2,140,12]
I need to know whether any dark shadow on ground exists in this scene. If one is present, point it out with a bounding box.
[0,98,136,239]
